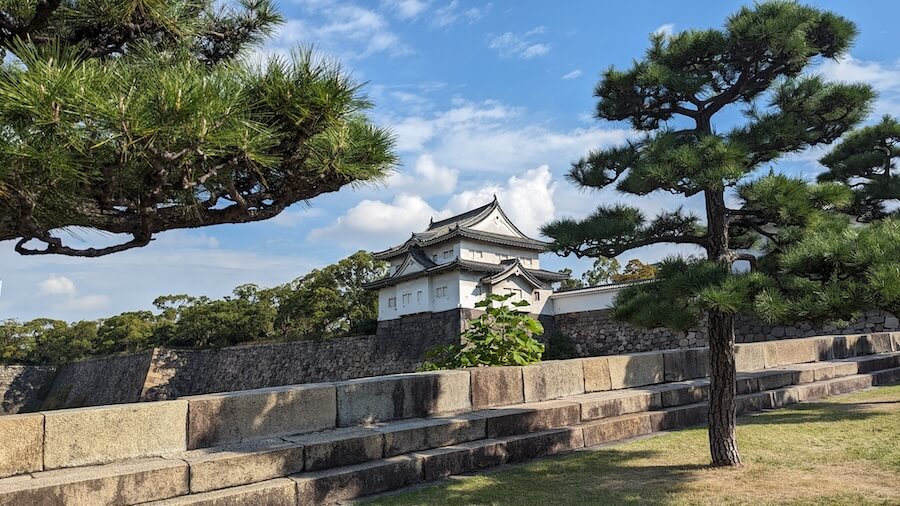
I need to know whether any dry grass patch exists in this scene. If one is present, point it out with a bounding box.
[368,384,900,505]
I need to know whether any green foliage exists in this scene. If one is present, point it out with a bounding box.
[582,257,620,286]
[610,259,657,282]
[0,251,387,364]
[420,294,545,370]
[557,268,584,290]
[276,251,388,339]
[543,333,578,361]
[0,1,396,257]
[818,115,900,222]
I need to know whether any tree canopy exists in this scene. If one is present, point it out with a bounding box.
[541,1,882,467]
[0,1,397,256]
[0,250,387,364]
[818,115,899,222]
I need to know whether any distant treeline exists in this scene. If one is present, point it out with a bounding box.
[1,251,387,365]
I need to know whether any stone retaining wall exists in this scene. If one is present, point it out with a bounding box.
[1,332,896,479]
[0,365,57,415]
[42,351,154,410]
[554,309,899,356]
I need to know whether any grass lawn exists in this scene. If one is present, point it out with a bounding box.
[368,385,900,506]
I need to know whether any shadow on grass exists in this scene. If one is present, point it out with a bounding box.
[739,397,893,427]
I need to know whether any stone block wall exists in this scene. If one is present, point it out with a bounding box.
[0,365,57,415]
[42,351,154,410]
[553,309,900,357]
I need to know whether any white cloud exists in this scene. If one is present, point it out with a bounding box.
[388,153,458,195]
[489,28,551,59]
[308,194,452,248]
[562,69,583,80]
[383,0,431,19]
[311,165,558,247]
[447,165,556,237]
[39,276,77,297]
[818,56,900,90]
[432,0,489,27]
[59,295,112,312]
[653,23,675,38]
[264,2,410,60]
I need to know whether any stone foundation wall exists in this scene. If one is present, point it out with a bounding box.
[554,309,900,357]
[142,309,461,399]
[0,365,57,415]
[41,351,154,410]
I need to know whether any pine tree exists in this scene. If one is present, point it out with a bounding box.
[0,1,397,256]
[542,1,874,466]
[818,115,899,222]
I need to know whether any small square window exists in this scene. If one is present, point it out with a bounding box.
[443,250,453,259]
[417,291,423,303]
[402,293,411,304]
[388,297,396,308]
[534,291,541,301]
[436,286,447,297]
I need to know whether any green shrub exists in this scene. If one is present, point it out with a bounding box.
[420,293,545,370]
[543,332,578,360]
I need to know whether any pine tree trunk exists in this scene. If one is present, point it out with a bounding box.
[707,309,742,466]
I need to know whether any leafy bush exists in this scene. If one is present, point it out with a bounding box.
[543,332,578,360]
[420,293,545,370]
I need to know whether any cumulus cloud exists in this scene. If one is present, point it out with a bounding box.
[308,194,452,248]
[446,165,556,237]
[388,153,459,195]
[818,56,900,116]
[264,1,410,60]
[388,98,632,173]
[562,69,583,80]
[311,165,558,247]
[653,23,675,38]
[39,276,77,297]
[489,27,551,59]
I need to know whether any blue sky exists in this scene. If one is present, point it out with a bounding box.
[3,0,900,321]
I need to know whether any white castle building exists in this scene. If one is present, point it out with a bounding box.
[365,196,622,321]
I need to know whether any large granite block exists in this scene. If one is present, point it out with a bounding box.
[607,352,664,389]
[648,403,707,431]
[582,357,612,393]
[501,428,584,462]
[869,333,894,353]
[522,360,584,402]
[812,336,835,361]
[42,400,187,469]
[181,440,304,493]
[767,339,817,367]
[0,457,188,505]
[582,413,652,447]
[770,386,802,408]
[186,383,335,449]
[814,362,858,381]
[659,381,708,408]
[292,455,422,504]
[578,390,658,421]
[757,370,795,391]
[795,382,829,402]
[662,348,709,382]
[826,375,873,396]
[412,438,508,481]
[873,367,900,385]
[146,478,297,506]
[0,413,43,478]
[850,354,900,373]
[470,366,523,408]
[286,427,382,471]
[735,343,766,372]
[336,370,470,427]
[376,414,485,457]
[481,400,581,438]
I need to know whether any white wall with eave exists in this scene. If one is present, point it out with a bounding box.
[458,239,539,268]
[549,285,628,314]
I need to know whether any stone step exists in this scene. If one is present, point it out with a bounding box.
[0,458,188,506]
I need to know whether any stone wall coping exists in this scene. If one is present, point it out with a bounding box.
[2,331,896,475]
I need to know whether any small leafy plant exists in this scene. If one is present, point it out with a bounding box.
[420,293,545,370]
